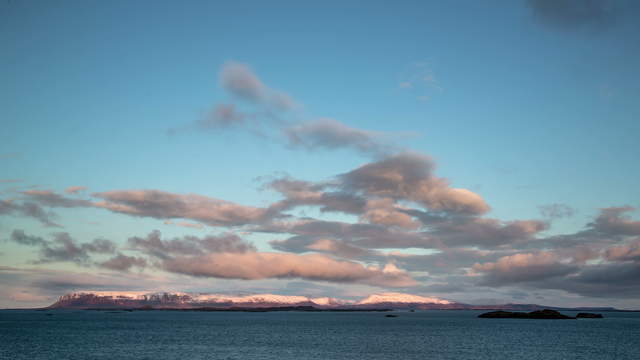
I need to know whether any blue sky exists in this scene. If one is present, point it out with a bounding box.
[1,0,639,308]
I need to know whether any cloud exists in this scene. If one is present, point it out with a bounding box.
[98,253,147,271]
[0,267,146,307]
[0,199,59,227]
[361,198,420,229]
[538,203,575,219]
[267,176,366,215]
[472,252,578,285]
[270,235,380,259]
[162,251,416,287]
[164,220,204,229]
[175,62,416,157]
[65,186,87,194]
[429,217,548,248]
[0,190,92,227]
[605,239,640,262]
[589,206,640,236]
[9,230,116,265]
[547,261,640,298]
[527,0,615,31]
[22,190,92,208]
[262,157,538,249]
[196,103,247,130]
[391,248,506,275]
[220,61,295,110]
[93,190,273,227]
[285,118,397,156]
[0,267,164,298]
[127,230,255,260]
[340,152,490,215]
[398,62,442,102]
[9,229,47,246]
[261,219,438,250]
[170,61,297,138]
[492,256,640,299]
[38,234,115,264]
[306,238,378,258]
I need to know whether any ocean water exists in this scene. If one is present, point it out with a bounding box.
[1,310,638,359]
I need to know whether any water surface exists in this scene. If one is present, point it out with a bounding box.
[1,310,638,359]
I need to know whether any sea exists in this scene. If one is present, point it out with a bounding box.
[1,310,638,359]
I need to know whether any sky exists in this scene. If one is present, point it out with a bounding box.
[1,0,639,309]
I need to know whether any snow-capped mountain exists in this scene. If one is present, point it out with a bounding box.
[357,292,452,305]
[48,291,453,309]
[46,291,621,311]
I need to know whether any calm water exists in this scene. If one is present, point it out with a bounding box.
[1,310,638,359]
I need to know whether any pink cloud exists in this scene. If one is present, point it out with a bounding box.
[65,186,87,194]
[93,189,271,227]
[341,152,490,215]
[472,252,578,284]
[605,240,640,262]
[163,252,416,287]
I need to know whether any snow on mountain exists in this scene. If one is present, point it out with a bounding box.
[357,292,452,305]
[49,291,452,309]
[310,297,353,306]
[51,291,353,308]
[60,291,155,300]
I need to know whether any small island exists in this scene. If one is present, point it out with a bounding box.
[478,309,575,319]
[576,312,604,318]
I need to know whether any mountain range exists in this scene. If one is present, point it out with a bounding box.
[47,291,618,311]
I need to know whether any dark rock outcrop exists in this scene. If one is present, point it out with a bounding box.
[576,312,603,318]
[478,309,575,319]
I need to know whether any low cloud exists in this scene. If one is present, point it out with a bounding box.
[266,153,490,222]
[93,190,273,227]
[163,251,416,287]
[488,259,640,299]
[538,203,575,219]
[164,220,204,229]
[590,206,640,236]
[472,252,578,285]
[361,198,420,229]
[98,253,147,271]
[261,219,438,250]
[9,230,47,246]
[267,177,366,215]
[270,235,380,259]
[0,199,59,227]
[391,248,506,275]
[22,190,91,208]
[605,239,640,262]
[0,267,170,306]
[340,152,490,215]
[127,230,255,260]
[65,186,87,194]
[430,217,548,248]
[548,261,640,298]
[9,230,116,265]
